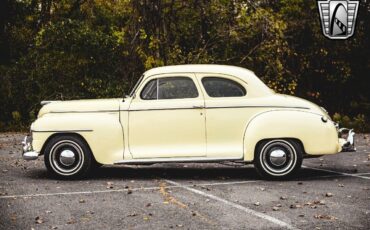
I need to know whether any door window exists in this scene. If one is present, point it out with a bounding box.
[202,77,246,97]
[141,77,198,100]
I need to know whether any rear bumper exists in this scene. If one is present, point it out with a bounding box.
[339,128,356,152]
[22,135,39,160]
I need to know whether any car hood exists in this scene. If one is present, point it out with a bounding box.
[38,98,122,117]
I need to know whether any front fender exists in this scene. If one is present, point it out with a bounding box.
[243,110,340,161]
[32,112,124,164]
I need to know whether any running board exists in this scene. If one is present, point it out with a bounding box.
[114,157,243,165]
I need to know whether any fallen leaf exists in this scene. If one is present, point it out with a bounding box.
[314,214,338,220]
[325,193,333,197]
[67,219,76,224]
[106,182,114,189]
[127,213,138,217]
[35,216,44,224]
[200,186,210,191]
[143,216,149,221]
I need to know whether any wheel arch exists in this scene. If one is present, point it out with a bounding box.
[41,132,92,156]
[254,138,305,161]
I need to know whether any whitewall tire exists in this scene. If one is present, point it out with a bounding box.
[254,139,303,179]
[44,135,93,179]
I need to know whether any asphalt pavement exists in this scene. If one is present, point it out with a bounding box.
[0,133,369,229]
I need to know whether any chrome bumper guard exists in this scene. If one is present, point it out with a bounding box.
[339,128,356,152]
[22,135,39,160]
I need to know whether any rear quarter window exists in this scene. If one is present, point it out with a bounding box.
[202,77,246,97]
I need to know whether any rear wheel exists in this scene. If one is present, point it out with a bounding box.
[254,139,303,179]
[44,135,93,179]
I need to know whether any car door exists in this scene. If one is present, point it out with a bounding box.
[128,73,206,159]
[197,74,251,159]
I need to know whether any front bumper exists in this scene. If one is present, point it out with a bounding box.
[22,135,39,160]
[339,128,356,152]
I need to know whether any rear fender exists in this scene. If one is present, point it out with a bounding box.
[243,110,339,161]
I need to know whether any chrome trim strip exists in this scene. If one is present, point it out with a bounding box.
[47,106,309,113]
[126,105,309,112]
[32,130,93,133]
[114,157,243,164]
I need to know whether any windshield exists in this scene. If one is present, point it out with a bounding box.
[129,74,144,97]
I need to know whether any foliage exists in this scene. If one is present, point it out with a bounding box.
[0,0,369,131]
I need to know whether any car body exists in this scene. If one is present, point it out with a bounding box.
[22,64,355,179]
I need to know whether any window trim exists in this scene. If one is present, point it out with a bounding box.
[201,76,247,98]
[140,76,199,100]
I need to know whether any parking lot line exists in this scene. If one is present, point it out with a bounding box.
[165,179,298,230]
[0,180,257,199]
[303,165,370,180]
[354,172,370,176]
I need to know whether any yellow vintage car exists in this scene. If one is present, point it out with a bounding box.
[22,65,355,179]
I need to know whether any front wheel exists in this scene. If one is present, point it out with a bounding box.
[254,139,303,179]
[44,135,93,179]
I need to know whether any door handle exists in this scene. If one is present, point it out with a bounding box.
[193,105,204,109]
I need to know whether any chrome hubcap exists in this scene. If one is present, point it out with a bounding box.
[49,140,84,176]
[269,149,287,166]
[59,150,76,166]
[260,140,297,176]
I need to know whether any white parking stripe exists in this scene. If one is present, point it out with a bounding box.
[0,180,256,199]
[303,165,370,180]
[165,179,298,230]
[354,172,370,176]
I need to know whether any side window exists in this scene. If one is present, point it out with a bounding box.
[140,79,157,100]
[141,77,198,100]
[202,77,246,97]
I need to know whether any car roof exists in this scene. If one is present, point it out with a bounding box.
[143,64,255,78]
